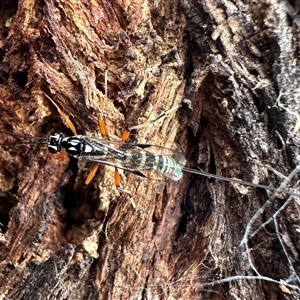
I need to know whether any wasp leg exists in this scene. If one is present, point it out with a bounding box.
[121,99,191,141]
[43,92,77,135]
[115,168,132,194]
[114,168,121,188]
[98,69,109,140]
[85,111,108,185]
[53,150,68,160]
[121,104,179,140]
[99,119,108,139]
[84,119,109,184]
[85,69,112,185]
[121,129,131,142]
[85,163,100,185]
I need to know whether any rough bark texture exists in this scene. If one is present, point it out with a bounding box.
[0,0,300,299]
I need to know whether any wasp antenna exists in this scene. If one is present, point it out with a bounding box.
[0,140,48,146]
[0,130,48,146]
[0,130,48,140]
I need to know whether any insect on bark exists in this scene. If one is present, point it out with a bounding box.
[0,71,299,198]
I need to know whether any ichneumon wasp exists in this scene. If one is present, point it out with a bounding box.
[0,70,299,198]
[2,126,299,197]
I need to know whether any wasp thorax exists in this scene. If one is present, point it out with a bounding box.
[61,136,89,156]
[48,133,64,154]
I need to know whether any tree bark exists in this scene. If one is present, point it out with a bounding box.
[0,0,299,299]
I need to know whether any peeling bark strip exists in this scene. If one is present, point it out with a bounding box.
[0,0,300,299]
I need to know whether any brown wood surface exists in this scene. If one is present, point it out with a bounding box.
[0,0,300,299]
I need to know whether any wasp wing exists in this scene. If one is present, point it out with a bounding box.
[85,158,147,178]
[83,137,185,165]
[85,139,185,180]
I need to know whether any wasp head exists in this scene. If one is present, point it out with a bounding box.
[48,133,64,154]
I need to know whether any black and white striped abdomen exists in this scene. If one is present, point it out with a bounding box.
[120,149,184,181]
[153,154,184,181]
